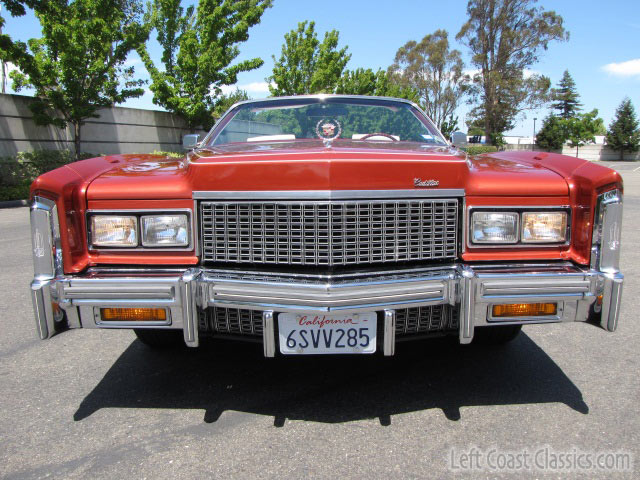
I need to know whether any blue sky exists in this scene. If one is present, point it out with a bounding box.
[3,0,640,136]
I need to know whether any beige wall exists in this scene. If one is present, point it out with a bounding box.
[0,93,207,156]
[504,143,640,162]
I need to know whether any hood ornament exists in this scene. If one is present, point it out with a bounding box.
[414,178,439,188]
[316,118,342,147]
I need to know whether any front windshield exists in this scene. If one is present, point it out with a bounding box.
[206,97,448,147]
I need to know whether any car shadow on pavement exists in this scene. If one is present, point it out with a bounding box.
[73,332,589,425]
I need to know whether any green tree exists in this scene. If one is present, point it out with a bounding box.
[565,109,602,156]
[456,0,568,145]
[466,118,485,136]
[536,114,566,151]
[335,67,419,101]
[606,98,640,161]
[140,0,272,130]
[551,69,582,118]
[10,0,149,158]
[267,21,350,96]
[211,88,249,122]
[536,109,605,154]
[0,1,41,70]
[440,114,459,139]
[390,29,469,129]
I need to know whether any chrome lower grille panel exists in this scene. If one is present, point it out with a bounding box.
[200,307,263,336]
[199,306,458,339]
[395,305,459,336]
[200,199,459,266]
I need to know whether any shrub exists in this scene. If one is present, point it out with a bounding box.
[463,145,498,155]
[0,150,94,201]
[151,150,184,158]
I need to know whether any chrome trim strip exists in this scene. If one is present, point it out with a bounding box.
[31,261,624,343]
[263,311,275,357]
[199,95,449,147]
[601,272,624,331]
[181,269,200,347]
[591,189,622,271]
[31,279,55,340]
[459,267,475,344]
[30,196,63,339]
[383,309,396,356]
[193,189,465,200]
[599,202,623,273]
[202,271,452,312]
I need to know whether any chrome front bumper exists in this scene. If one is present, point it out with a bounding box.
[31,263,624,352]
[29,191,624,355]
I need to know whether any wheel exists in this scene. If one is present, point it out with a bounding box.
[134,329,184,349]
[473,325,522,345]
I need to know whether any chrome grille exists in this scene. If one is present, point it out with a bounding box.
[200,199,459,266]
[395,305,459,336]
[200,307,263,336]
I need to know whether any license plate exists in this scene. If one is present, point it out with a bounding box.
[278,312,377,354]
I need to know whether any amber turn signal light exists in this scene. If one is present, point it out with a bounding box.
[100,308,167,322]
[492,303,557,318]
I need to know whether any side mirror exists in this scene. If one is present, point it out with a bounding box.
[451,131,468,148]
[182,134,200,150]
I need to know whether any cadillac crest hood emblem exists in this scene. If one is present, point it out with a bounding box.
[414,178,440,188]
[316,118,342,146]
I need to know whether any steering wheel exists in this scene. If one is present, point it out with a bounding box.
[359,133,399,141]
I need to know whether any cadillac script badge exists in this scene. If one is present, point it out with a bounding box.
[414,178,440,188]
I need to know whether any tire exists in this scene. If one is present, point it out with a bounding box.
[134,329,184,349]
[473,325,522,345]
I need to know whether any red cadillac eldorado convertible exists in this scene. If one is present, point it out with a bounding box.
[29,95,624,355]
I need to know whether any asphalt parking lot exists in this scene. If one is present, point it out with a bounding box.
[1,162,638,479]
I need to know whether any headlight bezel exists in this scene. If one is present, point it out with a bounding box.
[87,209,193,251]
[90,215,139,248]
[467,206,571,248]
[521,211,568,244]
[470,211,520,244]
[140,214,190,247]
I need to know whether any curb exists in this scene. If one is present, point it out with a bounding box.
[0,199,28,209]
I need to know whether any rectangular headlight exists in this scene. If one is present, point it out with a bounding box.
[521,212,567,243]
[141,215,189,247]
[91,215,138,247]
[471,212,519,244]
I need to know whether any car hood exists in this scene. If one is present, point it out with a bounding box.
[85,142,569,200]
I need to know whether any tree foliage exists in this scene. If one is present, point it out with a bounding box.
[140,0,272,130]
[439,114,459,139]
[335,67,419,102]
[0,1,42,67]
[456,0,568,144]
[211,88,249,122]
[535,114,565,150]
[565,109,602,156]
[10,0,149,158]
[267,20,350,96]
[551,69,582,118]
[536,109,604,154]
[390,29,468,129]
[606,98,640,160]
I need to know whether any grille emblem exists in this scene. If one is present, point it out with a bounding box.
[608,222,620,250]
[33,229,45,258]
